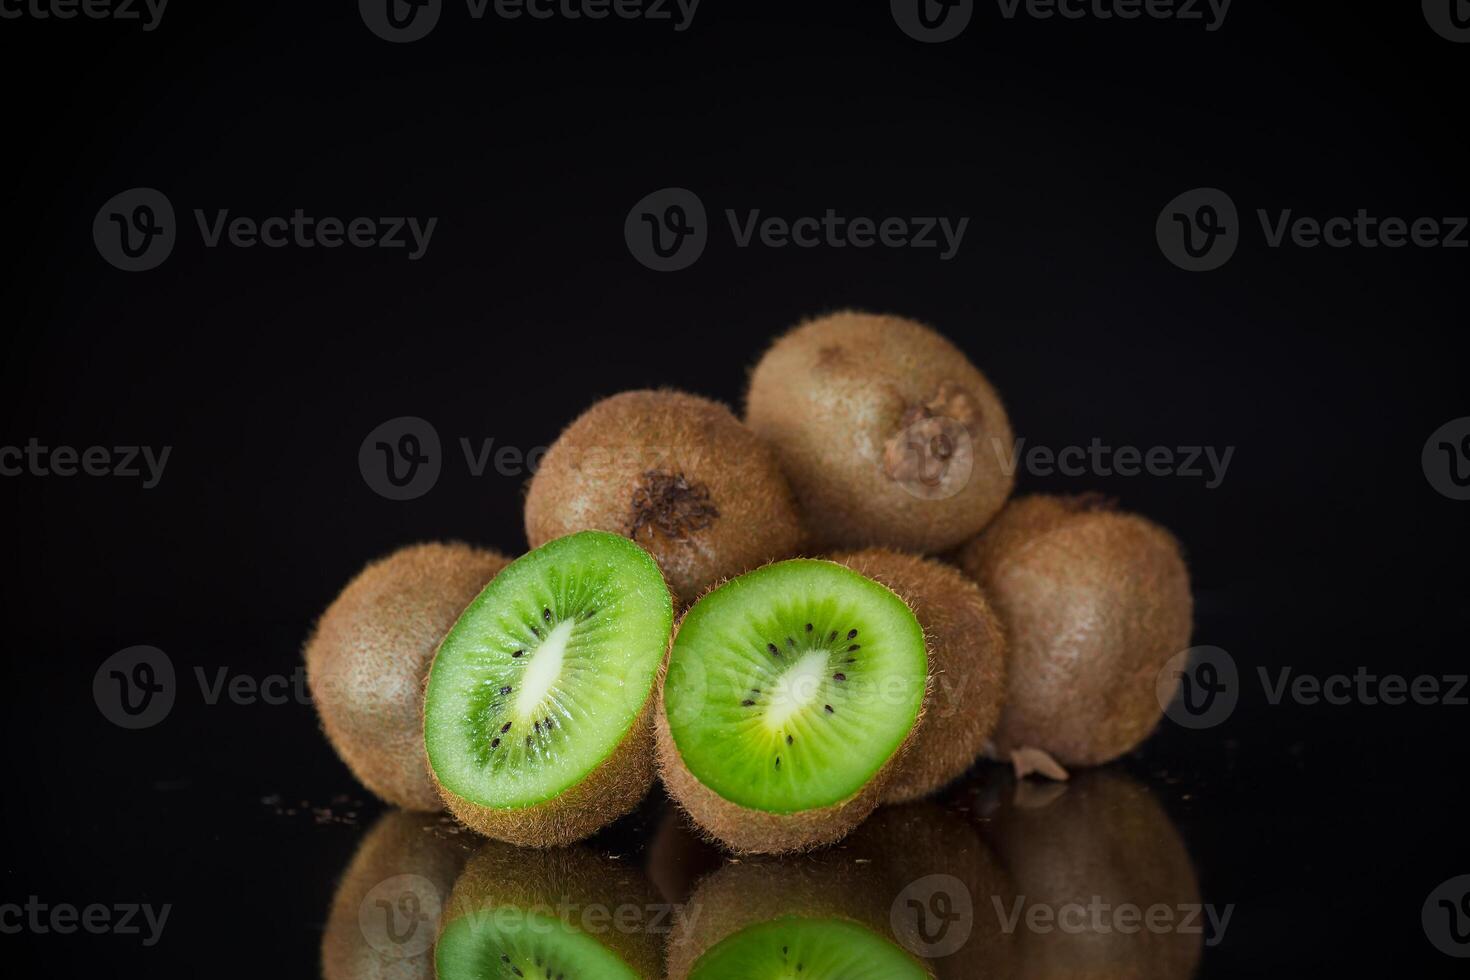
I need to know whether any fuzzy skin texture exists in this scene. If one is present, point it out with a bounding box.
[524,389,806,605]
[956,494,1193,767]
[831,549,1008,803]
[434,697,657,848]
[440,840,664,979]
[306,543,511,811]
[321,811,477,980]
[977,770,1202,980]
[746,311,1015,553]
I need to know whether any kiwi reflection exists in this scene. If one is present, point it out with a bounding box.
[434,840,664,980]
[971,770,1204,980]
[322,810,479,980]
[665,802,1014,979]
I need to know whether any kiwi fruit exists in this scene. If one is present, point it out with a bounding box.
[669,802,1011,979]
[524,389,806,605]
[972,769,1203,979]
[306,542,512,810]
[321,810,478,980]
[745,311,1015,554]
[955,494,1193,767]
[656,558,929,855]
[830,549,1007,803]
[436,840,663,980]
[423,530,673,847]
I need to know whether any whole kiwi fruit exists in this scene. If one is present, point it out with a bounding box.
[321,810,478,980]
[955,494,1192,767]
[831,548,1008,803]
[524,389,806,605]
[972,769,1203,979]
[746,311,1015,553]
[306,542,511,810]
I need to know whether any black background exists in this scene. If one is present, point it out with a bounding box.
[1,1,1467,976]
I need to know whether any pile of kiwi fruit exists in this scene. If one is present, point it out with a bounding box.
[305,309,1197,974]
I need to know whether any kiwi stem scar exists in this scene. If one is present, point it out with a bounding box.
[514,618,573,722]
[762,650,832,730]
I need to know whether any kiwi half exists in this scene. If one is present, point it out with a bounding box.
[656,559,928,854]
[321,810,477,980]
[831,549,1007,803]
[306,542,511,810]
[524,389,806,605]
[435,841,663,980]
[746,311,1015,554]
[423,531,673,847]
[956,494,1193,767]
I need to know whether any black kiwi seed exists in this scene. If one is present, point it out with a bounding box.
[767,643,780,656]
[829,630,838,642]
[502,955,510,964]
[490,737,501,748]
[786,637,795,647]
[542,608,552,622]
[786,734,793,745]
[775,756,781,769]
[805,623,813,632]
[512,650,523,658]
[848,628,858,639]
[500,685,513,695]
[833,672,846,682]
[741,699,755,707]
[500,722,512,733]
[848,644,861,652]
[825,704,834,713]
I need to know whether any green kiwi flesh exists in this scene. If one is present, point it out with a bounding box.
[689,916,930,980]
[436,908,641,979]
[423,531,673,844]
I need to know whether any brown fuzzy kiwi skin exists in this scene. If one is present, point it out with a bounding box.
[831,549,1008,803]
[745,311,1015,554]
[439,840,664,980]
[523,389,806,605]
[305,542,511,811]
[431,695,658,849]
[321,810,478,980]
[956,494,1193,767]
[653,569,929,856]
[974,769,1203,980]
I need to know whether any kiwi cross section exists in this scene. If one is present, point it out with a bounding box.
[424,531,671,812]
[665,559,927,815]
[688,916,929,980]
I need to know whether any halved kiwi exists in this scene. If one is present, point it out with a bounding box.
[423,531,673,847]
[656,559,928,854]
[435,841,663,980]
[688,917,929,980]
